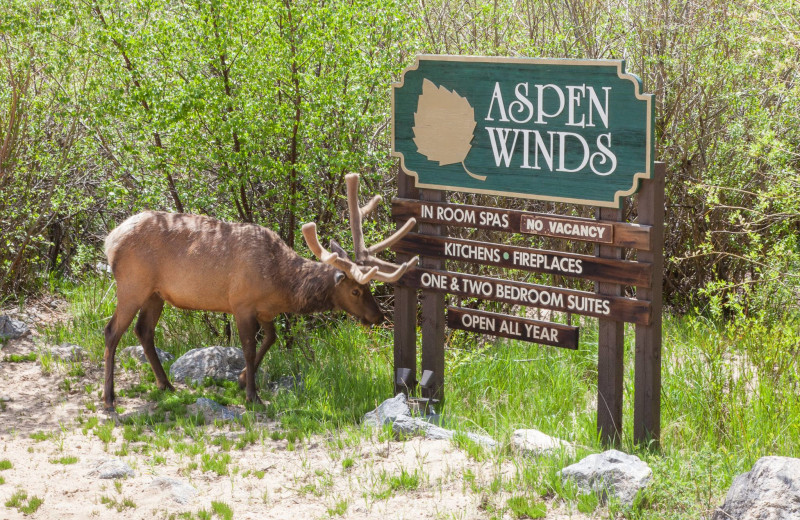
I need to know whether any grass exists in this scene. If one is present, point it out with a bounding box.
[50,455,79,465]
[100,495,136,512]
[5,491,44,514]
[41,274,800,519]
[2,352,37,362]
[506,495,547,518]
[0,460,11,470]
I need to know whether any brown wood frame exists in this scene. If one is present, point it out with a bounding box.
[391,162,665,446]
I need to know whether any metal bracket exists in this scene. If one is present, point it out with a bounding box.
[419,370,434,389]
[395,368,414,390]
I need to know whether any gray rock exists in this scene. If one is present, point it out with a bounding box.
[267,374,304,393]
[46,342,85,362]
[560,449,652,506]
[712,456,800,520]
[169,346,244,383]
[121,345,174,364]
[0,315,28,340]
[148,477,197,505]
[392,415,453,440]
[191,397,242,422]
[392,415,497,449]
[363,394,411,427]
[512,429,575,457]
[88,458,135,479]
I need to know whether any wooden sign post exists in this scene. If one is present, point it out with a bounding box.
[390,55,662,446]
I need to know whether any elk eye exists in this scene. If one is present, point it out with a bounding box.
[351,289,361,297]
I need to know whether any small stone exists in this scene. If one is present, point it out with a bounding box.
[121,345,174,364]
[169,346,245,383]
[88,458,135,479]
[190,397,242,422]
[267,374,304,393]
[46,343,85,362]
[512,429,575,457]
[362,394,411,427]
[0,316,29,340]
[712,456,800,520]
[560,449,652,506]
[148,477,197,505]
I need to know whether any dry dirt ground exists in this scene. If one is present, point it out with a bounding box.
[0,301,593,520]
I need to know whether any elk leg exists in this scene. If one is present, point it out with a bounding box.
[238,321,276,389]
[234,312,262,405]
[134,293,173,392]
[103,303,139,411]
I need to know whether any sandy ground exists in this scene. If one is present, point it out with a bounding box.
[0,301,593,520]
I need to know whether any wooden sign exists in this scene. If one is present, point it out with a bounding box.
[393,233,651,287]
[447,306,579,349]
[392,56,654,208]
[392,198,651,249]
[390,54,663,448]
[399,267,651,325]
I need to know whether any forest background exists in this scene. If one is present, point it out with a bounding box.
[1,0,799,319]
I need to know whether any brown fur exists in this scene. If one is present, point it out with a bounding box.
[102,211,382,409]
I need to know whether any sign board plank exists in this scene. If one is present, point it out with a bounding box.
[392,56,654,208]
[393,233,651,287]
[392,198,651,250]
[399,268,651,325]
[447,306,579,349]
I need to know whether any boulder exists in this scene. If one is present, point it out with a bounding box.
[560,449,652,506]
[88,458,135,479]
[712,456,800,520]
[511,429,575,457]
[362,394,411,427]
[147,477,197,505]
[0,316,29,340]
[392,415,497,449]
[169,346,244,383]
[121,345,174,364]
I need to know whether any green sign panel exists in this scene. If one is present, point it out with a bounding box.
[392,56,654,208]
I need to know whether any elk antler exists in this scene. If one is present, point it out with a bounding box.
[301,174,418,284]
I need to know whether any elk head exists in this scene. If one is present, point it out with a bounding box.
[301,174,418,324]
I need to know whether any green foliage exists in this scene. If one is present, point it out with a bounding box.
[0,460,11,470]
[49,456,78,465]
[2,353,37,362]
[506,495,547,519]
[4,491,43,514]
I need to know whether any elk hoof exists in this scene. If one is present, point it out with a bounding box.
[158,381,176,392]
[245,393,264,409]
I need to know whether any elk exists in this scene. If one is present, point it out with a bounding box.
[102,174,417,410]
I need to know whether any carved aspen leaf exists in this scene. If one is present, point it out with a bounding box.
[413,79,476,167]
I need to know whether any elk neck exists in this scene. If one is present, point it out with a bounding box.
[287,257,340,315]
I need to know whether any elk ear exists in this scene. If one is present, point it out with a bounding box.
[329,239,349,260]
[333,271,346,286]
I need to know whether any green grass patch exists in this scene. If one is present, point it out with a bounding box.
[2,353,37,362]
[5,491,43,514]
[50,455,79,465]
[506,495,546,519]
[0,460,11,470]
[210,501,234,520]
[100,495,136,512]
